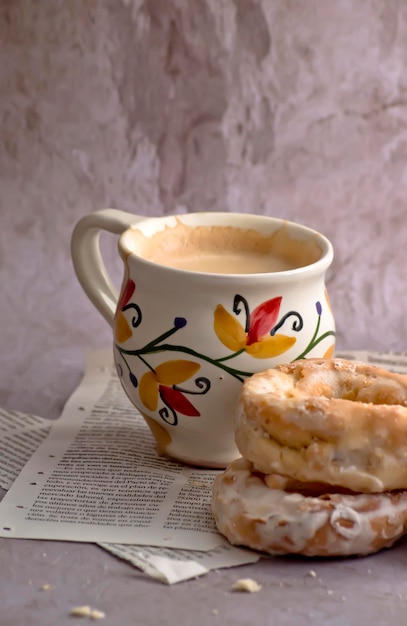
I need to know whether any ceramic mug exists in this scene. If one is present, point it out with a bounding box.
[71,210,335,467]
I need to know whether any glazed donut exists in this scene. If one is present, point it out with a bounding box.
[212,458,407,557]
[235,358,407,493]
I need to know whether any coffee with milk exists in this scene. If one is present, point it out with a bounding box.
[125,221,323,274]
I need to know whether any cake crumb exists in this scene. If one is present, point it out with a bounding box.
[232,578,262,593]
[69,606,105,619]
[212,608,219,615]
[308,570,317,578]
[70,606,92,617]
[90,609,106,620]
[40,583,51,591]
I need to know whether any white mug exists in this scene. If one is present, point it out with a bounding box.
[71,210,335,467]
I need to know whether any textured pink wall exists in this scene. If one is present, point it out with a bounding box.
[1,1,407,412]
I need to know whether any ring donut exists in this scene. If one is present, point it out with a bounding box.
[235,358,407,493]
[212,458,407,557]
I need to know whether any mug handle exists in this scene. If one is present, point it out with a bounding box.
[71,209,144,326]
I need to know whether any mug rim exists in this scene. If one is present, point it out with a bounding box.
[118,212,334,279]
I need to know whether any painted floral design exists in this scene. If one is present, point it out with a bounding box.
[294,300,335,360]
[214,295,298,358]
[139,360,201,418]
[114,279,141,343]
[114,280,335,426]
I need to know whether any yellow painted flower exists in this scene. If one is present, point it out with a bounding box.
[323,344,335,359]
[214,296,296,358]
[139,360,201,416]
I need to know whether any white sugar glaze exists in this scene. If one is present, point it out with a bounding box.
[212,458,407,557]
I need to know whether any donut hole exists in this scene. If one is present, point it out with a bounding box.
[285,361,407,407]
[355,380,407,406]
[337,375,407,406]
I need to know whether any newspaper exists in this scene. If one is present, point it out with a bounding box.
[0,350,260,584]
[1,349,406,584]
[0,408,52,490]
[0,421,259,586]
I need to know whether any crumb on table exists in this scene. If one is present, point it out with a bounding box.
[231,578,262,593]
[69,605,106,619]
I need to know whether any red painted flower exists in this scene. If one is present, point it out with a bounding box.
[214,296,296,358]
[115,279,136,343]
[118,279,136,310]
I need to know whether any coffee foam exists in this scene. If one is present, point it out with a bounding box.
[122,220,323,273]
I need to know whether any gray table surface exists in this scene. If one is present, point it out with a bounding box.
[2,531,407,626]
[1,351,407,626]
